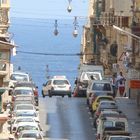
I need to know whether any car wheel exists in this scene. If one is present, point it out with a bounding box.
[42,90,45,98]
[48,91,52,97]
[62,95,64,98]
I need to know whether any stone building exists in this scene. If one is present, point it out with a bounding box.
[81,0,140,99]
[0,0,15,134]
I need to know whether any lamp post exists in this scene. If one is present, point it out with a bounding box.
[73,16,78,37]
[67,0,72,13]
[54,20,59,36]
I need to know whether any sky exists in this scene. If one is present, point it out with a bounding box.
[10,0,88,19]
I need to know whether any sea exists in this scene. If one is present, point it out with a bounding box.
[9,17,87,95]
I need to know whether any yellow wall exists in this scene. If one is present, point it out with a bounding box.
[0,0,10,8]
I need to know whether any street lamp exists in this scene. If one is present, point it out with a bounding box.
[73,27,78,37]
[54,20,59,36]
[67,0,72,13]
[73,16,79,37]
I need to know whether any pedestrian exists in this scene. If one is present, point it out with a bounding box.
[110,73,117,97]
[117,72,126,97]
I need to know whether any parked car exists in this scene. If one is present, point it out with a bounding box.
[94,101,118,120]
[96,113,128,140]
[103,131,133,140]
[17,130,44,140]
[14,81,39,106]
[13,104,38,113]
[13,110,39,123]
[94,110,122,129]
[86,80,113,105]
[13,95,36,108]
[15,122,42,138]
[10,117,37,133]
[75,64,104,97]
[91,95,114,114]
[9,71,32,87]
[12,87,34,102]
[42,75,72,97]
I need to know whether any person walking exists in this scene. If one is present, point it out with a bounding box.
[110,73,117,98]
[117,71,126,97]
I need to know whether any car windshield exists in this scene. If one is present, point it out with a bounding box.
[17,126,38,133]
[100,103,117,109]
[92,83,111,91]
[53,80,69,85]
[16,112,37,117]
[22,133,42,138]
[14,90,33,96]
[10,74,28,81]
[98,97,113,102]
[16,106,34,110]
[16,118,34,123]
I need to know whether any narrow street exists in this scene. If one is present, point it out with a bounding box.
[39,96,140,140]
[39,97,96,140]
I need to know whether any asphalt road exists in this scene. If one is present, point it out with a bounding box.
[39,96,96,140]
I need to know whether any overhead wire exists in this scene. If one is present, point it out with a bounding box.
[16,50,93,56]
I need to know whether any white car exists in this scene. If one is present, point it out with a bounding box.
[13,110,39,123]
[96,113,128,140]
[13,104,37,112]
[9,71,32,87]
[12,87,34,102]
[86,80,113,105]
[10,117,37,133]
[42,75,72,97]
[15,122,43,138]
[18,130,44,140]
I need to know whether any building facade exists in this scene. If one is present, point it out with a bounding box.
[0,0,15,132]
[81,0,140,98]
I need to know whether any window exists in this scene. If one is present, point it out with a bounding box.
[2,0,7,4]
[0,51,9,60]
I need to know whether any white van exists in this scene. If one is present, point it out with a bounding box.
[96,113,129,140]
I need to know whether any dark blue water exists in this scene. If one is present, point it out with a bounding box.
[9,17,86,95]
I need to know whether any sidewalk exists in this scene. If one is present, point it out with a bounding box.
[116,96,140,139]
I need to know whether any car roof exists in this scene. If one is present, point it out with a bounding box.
[12,71,29,75]
[101,113,127,119]
[20,129,41,133]
[17,122,38,127]
[96,95,114,99]
[99,100,116,104]
[14,87,33,90]
[52,75,67,79]
[18,138,36,140]
[15,110,37,113]
[15,81,36,88]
